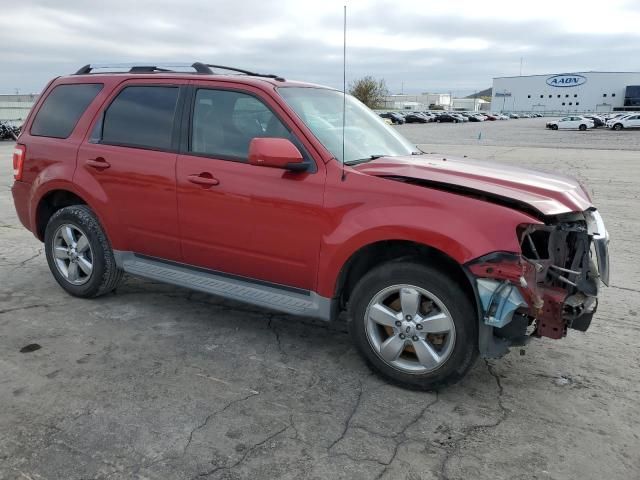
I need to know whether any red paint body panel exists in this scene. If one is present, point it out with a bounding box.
[354,155,593,216]
[176,80,327,289]
[11,181,31,230]
[315,161,541,297]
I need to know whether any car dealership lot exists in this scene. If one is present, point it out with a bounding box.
[1,122,639,480]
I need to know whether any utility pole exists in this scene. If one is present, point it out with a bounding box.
[520,57,523,76]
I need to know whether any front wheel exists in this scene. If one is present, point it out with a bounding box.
[44,205,123,298]
[613,123,623,131]
[551,124,558,130]
[348,262,478,390]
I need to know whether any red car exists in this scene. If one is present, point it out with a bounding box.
[11,63,609,389]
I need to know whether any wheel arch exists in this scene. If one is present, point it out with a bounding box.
[35,189,87,240]
[31,182,124,248]
[332,239,476,315]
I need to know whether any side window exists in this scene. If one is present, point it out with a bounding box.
[31,83,103,138]
[101,86,179,150]
[191,89,293,161]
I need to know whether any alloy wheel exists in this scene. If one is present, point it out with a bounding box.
[51,224,94,285]
[364,285,456,374]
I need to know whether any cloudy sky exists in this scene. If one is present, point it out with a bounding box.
[2,0,640,96]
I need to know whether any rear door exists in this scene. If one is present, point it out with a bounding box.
[559,117,574,129]
[626,115,640,128]
[175,82,326,290]
[76,80,185,261]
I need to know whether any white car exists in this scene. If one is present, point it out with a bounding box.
[546,116,594,131]
[607,114,640,130]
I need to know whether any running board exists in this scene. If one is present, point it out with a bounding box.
[114,252,331,320]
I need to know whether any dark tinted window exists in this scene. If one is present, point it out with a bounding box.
[31,83,103,138]
[191,89,293,160]
[102,86,179,150]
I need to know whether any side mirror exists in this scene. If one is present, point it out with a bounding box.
[248,138,308,172]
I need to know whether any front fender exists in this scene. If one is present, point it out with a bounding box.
[316,172,542,298]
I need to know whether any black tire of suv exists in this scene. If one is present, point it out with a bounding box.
[44,205,123,298]
[348,261,478,390]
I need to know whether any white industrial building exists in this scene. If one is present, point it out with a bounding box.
[451,98,490,112]
[383,93,451,110]
[492,71,640,113]
[0,94,38,124]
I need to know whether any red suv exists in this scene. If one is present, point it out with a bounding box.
[11,63,609,389]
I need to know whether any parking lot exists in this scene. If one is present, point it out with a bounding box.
[1,117,639,479]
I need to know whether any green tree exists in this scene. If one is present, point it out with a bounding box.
[348,76,389,109]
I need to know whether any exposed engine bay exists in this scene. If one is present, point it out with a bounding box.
[466,209,609,356]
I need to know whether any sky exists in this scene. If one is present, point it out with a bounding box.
[2,0,640,96]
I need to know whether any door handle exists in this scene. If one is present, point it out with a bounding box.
[86,157,110,170]
[187,173,220,187]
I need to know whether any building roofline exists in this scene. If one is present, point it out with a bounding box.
[493,71,640,80]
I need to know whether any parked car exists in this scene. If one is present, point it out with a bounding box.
[467,114,483,122]
[404,113,429,124]
[11,62,609,390]
[546,116,595,131]
[583,115,605,128]
[607,113,640,130]
[379,112,405,125]
[435,113,461,123]
[420,112,436,122]
[508,113,520,119]
[484,114,498,121]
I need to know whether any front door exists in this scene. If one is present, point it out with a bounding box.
[176,84,326,290]
[76,81,184,261]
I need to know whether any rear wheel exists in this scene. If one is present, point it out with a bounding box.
[348,262,478,390]
[44,205,123,298]
[579,124,587,131]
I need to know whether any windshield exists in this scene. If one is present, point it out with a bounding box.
[278,87,417,164]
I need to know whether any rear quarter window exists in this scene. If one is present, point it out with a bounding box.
[30,83,103,138]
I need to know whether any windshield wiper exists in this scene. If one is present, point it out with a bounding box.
[345,154,386,166]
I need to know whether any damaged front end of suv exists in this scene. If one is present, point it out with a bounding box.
[466,209,610,358]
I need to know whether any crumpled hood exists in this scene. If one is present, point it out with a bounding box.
[353,154,593,216]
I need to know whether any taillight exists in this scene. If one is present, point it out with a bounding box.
[13,144,25,181]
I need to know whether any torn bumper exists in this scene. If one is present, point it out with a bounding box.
[465,209,609,353]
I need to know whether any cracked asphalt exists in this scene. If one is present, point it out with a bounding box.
[1,119,639,479]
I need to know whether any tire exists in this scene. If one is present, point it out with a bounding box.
[579,124,587,131]
[551,124,558,130]
[348,262,478,390]
[44,205,123,298]
[613,123,623,131]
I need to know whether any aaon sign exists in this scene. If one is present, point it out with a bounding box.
[546,74,587,88]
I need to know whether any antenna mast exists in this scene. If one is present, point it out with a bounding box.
[341,4,347,181]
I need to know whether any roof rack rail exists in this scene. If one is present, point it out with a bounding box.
[74,63,214,75]
[74,62,285,81]
[201,63,285,81]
